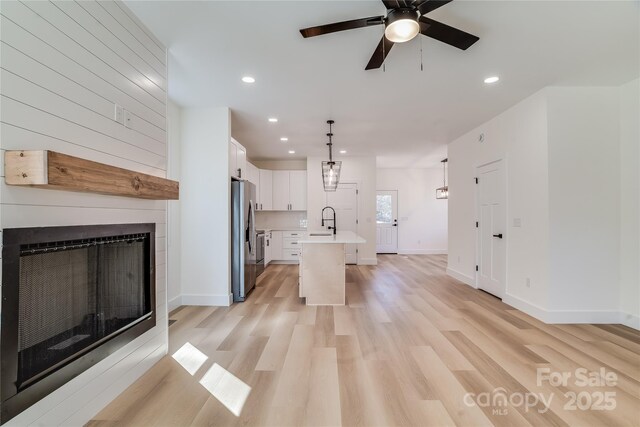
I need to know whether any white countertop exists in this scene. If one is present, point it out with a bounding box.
[298,231,366,244]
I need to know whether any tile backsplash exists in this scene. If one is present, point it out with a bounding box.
[256,211,307,230]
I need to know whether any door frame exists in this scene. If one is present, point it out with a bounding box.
[326,182,359,264]
[474,158,508,297]
[376,189,399,254]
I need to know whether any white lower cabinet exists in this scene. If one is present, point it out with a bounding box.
[269,230,306,263]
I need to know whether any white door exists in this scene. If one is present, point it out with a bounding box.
[289,171,307,210]
[326,183,358,264]
[376,190,398,253]
[477,160,506,298]
[259,169,273,210]
[272,171,289,210]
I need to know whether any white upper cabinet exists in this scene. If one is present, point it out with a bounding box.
[289,170,307,210]
[271,170,307,211]
[229,138,247,179]
[229,142,237,179]
[272,170,290,210]
[259,169,273,210]
[246,162,259,185]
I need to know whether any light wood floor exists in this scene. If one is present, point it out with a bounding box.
[90,255,640,426]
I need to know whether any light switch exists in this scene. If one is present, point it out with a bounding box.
[113,104,124,124]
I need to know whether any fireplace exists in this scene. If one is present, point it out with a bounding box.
[1,223,156,424]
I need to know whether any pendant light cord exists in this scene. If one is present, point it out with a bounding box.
[327,120,334,165]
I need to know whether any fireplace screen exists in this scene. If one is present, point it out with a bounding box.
[1,224,156,424]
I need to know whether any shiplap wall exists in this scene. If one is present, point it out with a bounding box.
[0,0,169,424]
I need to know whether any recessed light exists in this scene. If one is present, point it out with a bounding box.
[241,76,255,83]
[288,150,295,154]
[339,150,347,154]
[280,137,288,142]
[268,117,278,123]
[484,76,500,84]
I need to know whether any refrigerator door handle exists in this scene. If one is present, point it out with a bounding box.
[250,199,256,254]
[246,201,253,254]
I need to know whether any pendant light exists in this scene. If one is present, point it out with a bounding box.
[322,120,342,192]
[436,158,448,199]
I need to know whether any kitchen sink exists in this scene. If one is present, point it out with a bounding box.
[310,233,332,236]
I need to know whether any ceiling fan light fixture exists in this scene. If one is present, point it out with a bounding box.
[384,9,419,43]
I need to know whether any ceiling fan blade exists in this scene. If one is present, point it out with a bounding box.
[382,0,411,9]
[300,16,384,38]
[416,0,453,16]
[365,36,395,70]
[419,17,479,50]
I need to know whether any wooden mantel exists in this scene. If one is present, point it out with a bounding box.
[5,150,179,200]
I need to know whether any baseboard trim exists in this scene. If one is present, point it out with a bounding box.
[619,312,640,330]
[398,249,448,255]
[167,295,182,312]
[446,267,476,288]
[181,293,233,307]
[358,257,378,266]
[504,293,636,327]
[502,293,549,322]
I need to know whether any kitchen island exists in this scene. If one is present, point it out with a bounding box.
[298,231,366,305]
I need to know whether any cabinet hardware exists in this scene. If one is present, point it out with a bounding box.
[492,233,503,239]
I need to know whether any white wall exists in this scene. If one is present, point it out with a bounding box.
[180,107,232,306]
[307,156,377,265]
[448,83,639,327]
[619,78,640,328]
[167,100,182,311]
[376,168,448,254]
[448,90,550,313]
[547,87,621,318]
[0,0,168,424]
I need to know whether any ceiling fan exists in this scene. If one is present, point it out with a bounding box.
[300,0,479,70]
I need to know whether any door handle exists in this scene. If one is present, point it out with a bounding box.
[493,233,503,239]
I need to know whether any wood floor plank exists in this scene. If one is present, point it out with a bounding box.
[91,255,640,427]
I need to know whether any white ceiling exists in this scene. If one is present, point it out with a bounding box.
[127,0,639,167]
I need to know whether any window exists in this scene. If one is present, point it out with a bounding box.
[376,194,392,224]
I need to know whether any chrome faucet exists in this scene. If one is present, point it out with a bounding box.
[321,206,337,235]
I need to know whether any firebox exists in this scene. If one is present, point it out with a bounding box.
[1,223,156,424]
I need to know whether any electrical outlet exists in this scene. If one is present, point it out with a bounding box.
[513,218,522,227]
[526,278,531,288]
[124,110,132,128]
[457,255,461,264]
[113,104,123,124]
[417,240,421,245]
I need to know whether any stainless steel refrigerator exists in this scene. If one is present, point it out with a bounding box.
[231,179,256,302]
